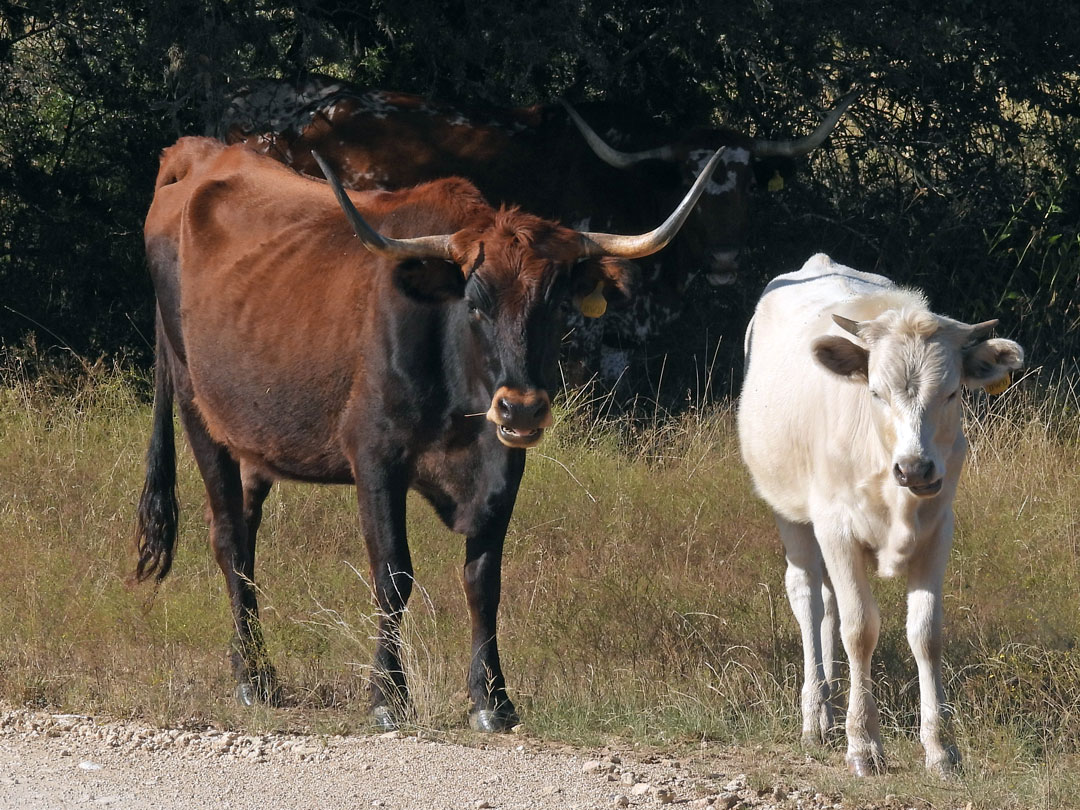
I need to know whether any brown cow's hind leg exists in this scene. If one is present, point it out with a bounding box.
[177,403,280,706]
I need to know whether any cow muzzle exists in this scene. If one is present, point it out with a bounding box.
[486,386,553,449]
[705,249,740,286]
[893,458,942,497]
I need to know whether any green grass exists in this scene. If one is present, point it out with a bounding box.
[2,363,1079,807]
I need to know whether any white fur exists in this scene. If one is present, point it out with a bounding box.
[689,148,746,196]
[738,253,1023,776]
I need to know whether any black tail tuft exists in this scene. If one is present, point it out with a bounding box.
[134,320,179,583]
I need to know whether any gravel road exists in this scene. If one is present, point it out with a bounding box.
[0,708,865,810]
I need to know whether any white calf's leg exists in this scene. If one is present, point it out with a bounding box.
[819,534,884,776]
[775,515,833,745]
[821,570,840,718]
[906,516,959,775]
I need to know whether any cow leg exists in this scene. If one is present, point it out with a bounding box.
[176,404,279,706]
[820,569,841,722]
[776,515,834,745]
[906,518,959,775]
[463,452,525,732]
[818,532,884,776]
[236,465,277,705]
[354,465,414,730]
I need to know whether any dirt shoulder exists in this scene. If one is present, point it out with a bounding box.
[0,708,872,810]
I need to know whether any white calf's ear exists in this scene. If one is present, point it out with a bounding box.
[962,337,1024,390]
[812,335,869,381]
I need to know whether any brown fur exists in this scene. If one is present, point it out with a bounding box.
[136,136,635,725]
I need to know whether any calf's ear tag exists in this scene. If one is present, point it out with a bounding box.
[577,280,607,318]
[984,373,1011,396]
[767,170,784,192]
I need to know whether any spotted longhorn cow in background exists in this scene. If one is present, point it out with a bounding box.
[220,75,856,390]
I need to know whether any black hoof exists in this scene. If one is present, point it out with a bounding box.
[469,707,519,733]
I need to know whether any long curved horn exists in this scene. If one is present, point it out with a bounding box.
[312,151,455,260]
[561,100,677,168]
[577,147,725,258]
[751,90,859,158]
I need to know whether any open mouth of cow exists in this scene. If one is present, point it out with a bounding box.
[907,479,943,497]
[495,424,545,448]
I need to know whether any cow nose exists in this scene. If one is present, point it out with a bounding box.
[705,249,740,286]
[497,395,549,427]
[893,459,935,487]
[486,386,553,449]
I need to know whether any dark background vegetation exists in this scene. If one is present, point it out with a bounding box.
[2,0,1078,389]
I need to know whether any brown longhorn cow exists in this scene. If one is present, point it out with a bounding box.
[221,77,857,385]
[135,136,724,730]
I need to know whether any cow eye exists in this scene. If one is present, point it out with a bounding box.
[466,278,494,318]
[467,299,488,321]
[544,274,569,304]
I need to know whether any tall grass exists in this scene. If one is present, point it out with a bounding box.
[2,361,1079,806]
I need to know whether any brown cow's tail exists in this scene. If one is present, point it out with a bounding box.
[134,319,179,583]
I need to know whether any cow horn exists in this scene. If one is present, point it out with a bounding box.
[313,152,455,260]
[965,319,999,344]
[832,314,863,336]
[561,100,677,168]
[577,147,725,258]
[751,91,859,158]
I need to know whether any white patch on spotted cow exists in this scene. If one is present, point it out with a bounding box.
[359,91,400,120]
[689,147,749,195]
[222,78,348,134]
[345,167,387,190]
[600,348,630,382]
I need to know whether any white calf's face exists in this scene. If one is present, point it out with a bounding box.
[864,317,962,495]
[812,310,1024,497]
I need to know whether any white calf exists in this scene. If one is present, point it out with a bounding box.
[737,254,1023,775]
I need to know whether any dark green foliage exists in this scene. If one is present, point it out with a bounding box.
[2,1,1077,384]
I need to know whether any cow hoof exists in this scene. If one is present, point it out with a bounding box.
[234,680,282,707]
[469,707,519,733]
[847,753,885,777]
[371,705,400,732]
[927,746,961,777]
[234,682,258,707]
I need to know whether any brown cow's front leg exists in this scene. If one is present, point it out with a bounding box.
[176,402,280,706]
[355,465,414,730]
[463,450,524,732]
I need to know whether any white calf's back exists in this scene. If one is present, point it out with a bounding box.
[738,254,926,526]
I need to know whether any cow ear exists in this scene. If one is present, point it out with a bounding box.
[962,337,1024,390]
[571,257,639,306]
[812,335,869,381]
[393,258,466,303]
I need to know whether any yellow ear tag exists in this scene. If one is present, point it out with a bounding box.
[577,281,607,318]
[984,373,1011,396]
[767,170,784,192]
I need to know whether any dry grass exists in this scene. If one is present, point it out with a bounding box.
[2,362,1079,806]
